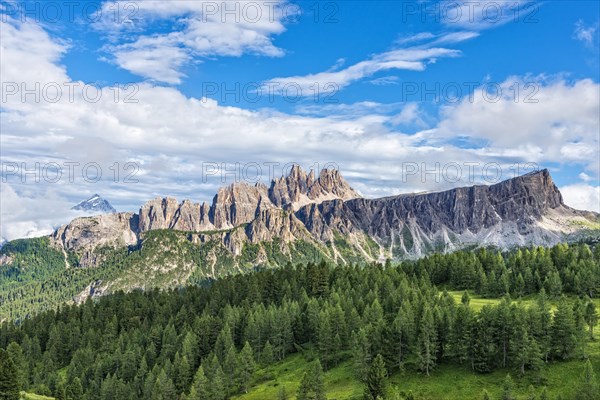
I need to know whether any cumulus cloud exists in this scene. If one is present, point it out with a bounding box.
[436,77,600,173]
[2,14,599,241]
[95,0,289,83]
[561,184,600,213]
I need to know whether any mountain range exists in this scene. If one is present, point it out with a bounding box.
[2,166,599,307]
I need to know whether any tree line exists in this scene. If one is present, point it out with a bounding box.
[0,243,598,399]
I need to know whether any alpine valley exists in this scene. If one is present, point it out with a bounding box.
[1,167,599,321]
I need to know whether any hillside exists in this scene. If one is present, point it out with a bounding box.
[1,168,599,321]
[1,243,599,400]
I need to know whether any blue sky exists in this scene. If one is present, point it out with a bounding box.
[0,0,599,240]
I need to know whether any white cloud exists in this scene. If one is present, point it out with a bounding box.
[1,15,599,241]
[96,0,289,83]
[369,76,400,86]
[264,47,461,95]
[0,17,69,84]
[263,29,479,96]
[395,32,436,45]
[573,20,599,47]
[436,77,600,173]
[112,37,191,84]
[579,172,593,182]
[0,183,86,241]
[561,184,600,213]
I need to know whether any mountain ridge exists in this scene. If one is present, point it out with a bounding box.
[2,166,599,312]
[46,167,599,269]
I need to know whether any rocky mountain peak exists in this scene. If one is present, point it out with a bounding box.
[309,168,361,201]
[269,165,360,209]
[72,194,116,214]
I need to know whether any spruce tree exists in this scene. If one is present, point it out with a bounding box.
[502,374,515,400]
[209,367,226,400]
[363,354,387,400]
[575,359,599,400]
[262,341,274,366]
[352,329,372,382]
[66,377,83,400]
[0,349,20,400]
[551,297,577,360]
[239,342,256,394]
[297,360,326,400]
[418,306,437,376]
[188,366,209,400]
[6,343,26,392]
[584,299,598,339]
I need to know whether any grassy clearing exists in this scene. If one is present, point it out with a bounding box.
[20,393,55,400]
[236,294,600,400]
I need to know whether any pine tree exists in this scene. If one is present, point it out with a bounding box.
[174,352,192,394]
[535,289,553,362]
[66,377,83,400]
[573,299,589,358]
[451,303,473,365]
[502,374,515,400]
[208,367,226,400]
[188,366,209,400]
[262,341,274,366]
[575,359,599,400]
[318,310,336,369]
[239,342,256,394]
[584,299,598,339]
[363,354,387,400]
[551,297,577,360]
[481,389,491,400]
[0,348,20,400]
[352,329,372,382]
[297,360,326,400]
[223,344,239,393]
[6,342,26,392]
[151,368,177,400]
[418,306,437,376]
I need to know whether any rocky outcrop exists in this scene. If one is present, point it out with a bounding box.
[211,183,273,229]
[51,212,139,267]
[295,169,594,256]
[268,165,360,210]
[48,167,599,268]
[135,166,360,233]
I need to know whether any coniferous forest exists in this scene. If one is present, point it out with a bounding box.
[1,243,599,400]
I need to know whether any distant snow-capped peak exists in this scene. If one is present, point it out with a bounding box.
[72,194,116,214]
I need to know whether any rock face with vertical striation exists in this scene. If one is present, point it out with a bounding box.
[47,167,599,270]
